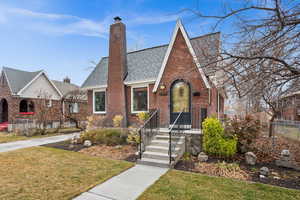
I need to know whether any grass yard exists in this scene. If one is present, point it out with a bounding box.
[139,170,300,200]
[0,132,29,143]
[0,146,133,200]
[0,128,81,144]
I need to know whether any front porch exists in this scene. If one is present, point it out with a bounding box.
[137,110,203,168]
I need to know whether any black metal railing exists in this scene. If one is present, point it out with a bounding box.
[168,110,185,165]
[138,109,159,159]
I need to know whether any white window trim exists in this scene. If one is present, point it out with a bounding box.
[93,89,106,114]
[131,83,149,114]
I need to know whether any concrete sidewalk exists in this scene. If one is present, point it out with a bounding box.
[0,133,80,153]
[74,164,168,200]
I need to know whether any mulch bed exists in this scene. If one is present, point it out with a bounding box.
[79,145,138,162]
[175,133,300,190]
[42,140,87,152]
[43,141,138,162]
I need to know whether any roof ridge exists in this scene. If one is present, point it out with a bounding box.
[97,32,220,58]
[2,66,42,74]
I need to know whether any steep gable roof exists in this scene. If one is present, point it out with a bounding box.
[52,80,79,96]
[153,20,211,92]
[81,21,220,89]
[2,67,42,94]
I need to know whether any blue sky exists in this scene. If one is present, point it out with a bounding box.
[0,0,239,86]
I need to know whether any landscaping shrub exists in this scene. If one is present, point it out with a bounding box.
[224,115,261,153]
[113,115,123,128]
[86,115,107,130]
[137,112,150,123]
[202,117,237,157]
[126,127,140,145]
[80,129,127,146]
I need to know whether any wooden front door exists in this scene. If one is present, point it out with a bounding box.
[170,80,191,125]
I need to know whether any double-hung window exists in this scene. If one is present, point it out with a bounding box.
[94,90,106,113]
[132,86,148,113]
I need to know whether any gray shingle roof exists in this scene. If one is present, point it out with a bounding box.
[81,32,220,89]
[2,67,42,94]
[52,80,79,96]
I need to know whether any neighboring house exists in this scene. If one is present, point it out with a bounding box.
[276,92,300,121]
[0,67,87,131]
[82,17,225,128]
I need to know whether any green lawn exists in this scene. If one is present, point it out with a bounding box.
[0,128,81,144]
[139,170,300,200]
[0,147,133,200]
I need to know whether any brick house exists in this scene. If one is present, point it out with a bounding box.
[82,17,225,128]
[0,67,88,131]
[276,92,300,121]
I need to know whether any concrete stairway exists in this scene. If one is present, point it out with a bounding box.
[137,129,185,168]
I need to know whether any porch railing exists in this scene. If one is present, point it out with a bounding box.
[168,110,185,165]
[138,109,159,159]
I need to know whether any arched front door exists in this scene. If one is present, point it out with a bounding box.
[170,80,191,125]
[0,99,8,123]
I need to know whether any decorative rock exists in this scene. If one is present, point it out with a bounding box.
[198,152,208,162]
[260,167,270,176]
[83,140,92,147]
[274,176,280,180]
[115,145,122,149]
[69,144,74,149]
[245,152,257,165]
[281,149,290,157]
[259,174,266,179]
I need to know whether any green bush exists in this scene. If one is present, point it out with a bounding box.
[80,128,127,146]
[126,127,140,145]
[202,117,237,157]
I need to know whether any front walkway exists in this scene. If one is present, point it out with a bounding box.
[74,164,168,200]
[0,133,79,153]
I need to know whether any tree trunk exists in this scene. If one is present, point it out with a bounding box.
[269,115,275,137]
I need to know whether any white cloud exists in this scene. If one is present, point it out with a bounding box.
[0,5,188,38]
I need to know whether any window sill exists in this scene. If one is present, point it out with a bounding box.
[131,110,148,114]
[93,111,106,114]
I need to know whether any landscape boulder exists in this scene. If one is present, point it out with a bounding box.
[198,152,208,162]
[83,140,92,147]
[245,152,257,165]
[260,167,270,176]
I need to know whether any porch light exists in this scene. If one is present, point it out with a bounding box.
[159,84,166,90]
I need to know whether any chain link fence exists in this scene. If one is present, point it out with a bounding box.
[272,120,300,142]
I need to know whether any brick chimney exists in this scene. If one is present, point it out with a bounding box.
[63,76,71,84]
[107,16,128,126]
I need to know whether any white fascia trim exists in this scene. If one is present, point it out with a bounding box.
[153,19,211,92]
[2,70,14,95]
[81,85,107,90]
[124,79,156,86]
[93,88,106,114]
[130,83,149,114]
[17,71,63,98]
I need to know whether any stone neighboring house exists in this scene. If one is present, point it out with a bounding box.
[0,67,87,131]
[82,17,225,128]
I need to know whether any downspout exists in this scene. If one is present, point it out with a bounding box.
[217,90,220,120]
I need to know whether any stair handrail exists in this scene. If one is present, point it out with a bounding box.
[168,110,184,165]
[138,109,159,159]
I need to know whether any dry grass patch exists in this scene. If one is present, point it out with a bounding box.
[0,146,133,200]
[0,132,28,143]
[139,170,300,200]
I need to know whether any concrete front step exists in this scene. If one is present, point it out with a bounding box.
[155,135,183,140]
[142,151,177,161]
[146,145,180,154]
[151,139,184,147]
[137,158,171,168]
